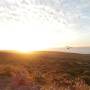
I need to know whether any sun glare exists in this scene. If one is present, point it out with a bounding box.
[0,22,77,53]
[0,5,78,52]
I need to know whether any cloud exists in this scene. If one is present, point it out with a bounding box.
[0,0,89,32]
[0,0,65,29]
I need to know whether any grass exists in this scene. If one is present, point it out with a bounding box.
[0,51,90,90]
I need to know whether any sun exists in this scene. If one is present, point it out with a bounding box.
[11,29,76,53]
[11,28,53,53]
[15,42,49,53]
[0,23,77,53]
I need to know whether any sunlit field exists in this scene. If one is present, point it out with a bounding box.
[0,51,90,90]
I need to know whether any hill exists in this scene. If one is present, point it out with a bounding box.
[0,51,90,90]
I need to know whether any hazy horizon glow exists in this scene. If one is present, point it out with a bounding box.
[0,0,90,51]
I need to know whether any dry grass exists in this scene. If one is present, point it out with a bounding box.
[0,51,90,90]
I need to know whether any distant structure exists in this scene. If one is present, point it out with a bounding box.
[66,46,72,50]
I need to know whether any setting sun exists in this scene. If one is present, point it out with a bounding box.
[0,22,77,53]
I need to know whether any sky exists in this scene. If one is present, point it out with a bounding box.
[0,0,90,50]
